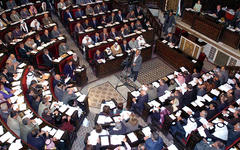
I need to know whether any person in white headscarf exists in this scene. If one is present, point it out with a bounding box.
[20,20,29,33]
[104,47,112,57]
[136,35,146,48]
[110,42,122,56]
[82,35,93,47]
[30,19,42,31]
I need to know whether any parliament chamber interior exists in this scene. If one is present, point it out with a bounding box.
[0,0,239,149]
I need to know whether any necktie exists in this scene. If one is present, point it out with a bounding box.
[68,12,72,18]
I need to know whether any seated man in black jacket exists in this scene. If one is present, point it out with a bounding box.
[42,49,53,68]
[41,29,52,43]
[18,42,31,60]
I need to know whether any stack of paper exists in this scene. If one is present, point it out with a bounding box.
[49,128,57,136]
[131,91,140,98]
[210,89,220,96]
[203,94,212,102]
[34,118,43,125]
[167,74,175,80]
[65,107,77,116]
[127,132,138,143]
[41,126,52,132]
[148,100,161,108]
[110,135,125,145]
[54,129,64,139]
[142,127,151,137]
[0,126,4,135]
[152,82,160,88]
[77,94,86,102]
[0,132,12,143]
[101,136,109,146]
[168,144,178,150]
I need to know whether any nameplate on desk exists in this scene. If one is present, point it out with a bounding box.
[82,16,87,18]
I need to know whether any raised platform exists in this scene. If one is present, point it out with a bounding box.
[176,20,240,66]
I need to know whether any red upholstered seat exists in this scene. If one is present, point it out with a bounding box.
[49,76,58,100]
[59,55,73,74]
[0,54,9,70]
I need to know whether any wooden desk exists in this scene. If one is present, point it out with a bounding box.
[94,45,152,78]
[192,15,223,41]
[182,10,197,26]
[155,40,194,73]
[95,54,126,77]
[75,66,88,86]
[221,29,240,49]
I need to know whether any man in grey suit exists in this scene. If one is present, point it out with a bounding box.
[20,117,39,142]
[130,50,142,81]
[59,42,69,56]
[62,88,78,105]
[128,37,139,49]
[10,10,21,22]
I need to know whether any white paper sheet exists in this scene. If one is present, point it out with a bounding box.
[127,132,138,143]
[54,129,64,139]
[100,136,109,146]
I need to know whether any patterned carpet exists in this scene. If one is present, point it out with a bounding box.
[137,58,175,85]
[87,82,125,108]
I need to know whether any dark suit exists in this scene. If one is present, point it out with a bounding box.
[135,9,144,17]
[74,10,84,18]
[157,84,168,97]
[93,53,104,61]
[64,12,73,22]
[101,5,108,12]
[92,35,101,43]
[90,20,98,29]
[109,31,118,39]
[19,46,31,59]
[63,64,76,79]
[100,17,107,26]
[35,39,42,47]
[182,90,196,107]
[129,25,136,33]
[108,15,117,23]
[41,34,51,43]
[165,35,176,44]
[12,30,24,39]
[1,72,14,83]
[116,14,124,22]
[83,22,92,29]
[42,53,53,68]
[226,124,240,146]
[100,33,109,41]
[130,54,142,81]
[118,30,128,37]
[120,43,131,52]
[215,9,224,19]
[131,94,148,115]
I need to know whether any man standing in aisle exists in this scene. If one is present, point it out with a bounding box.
[130,49,142,82]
